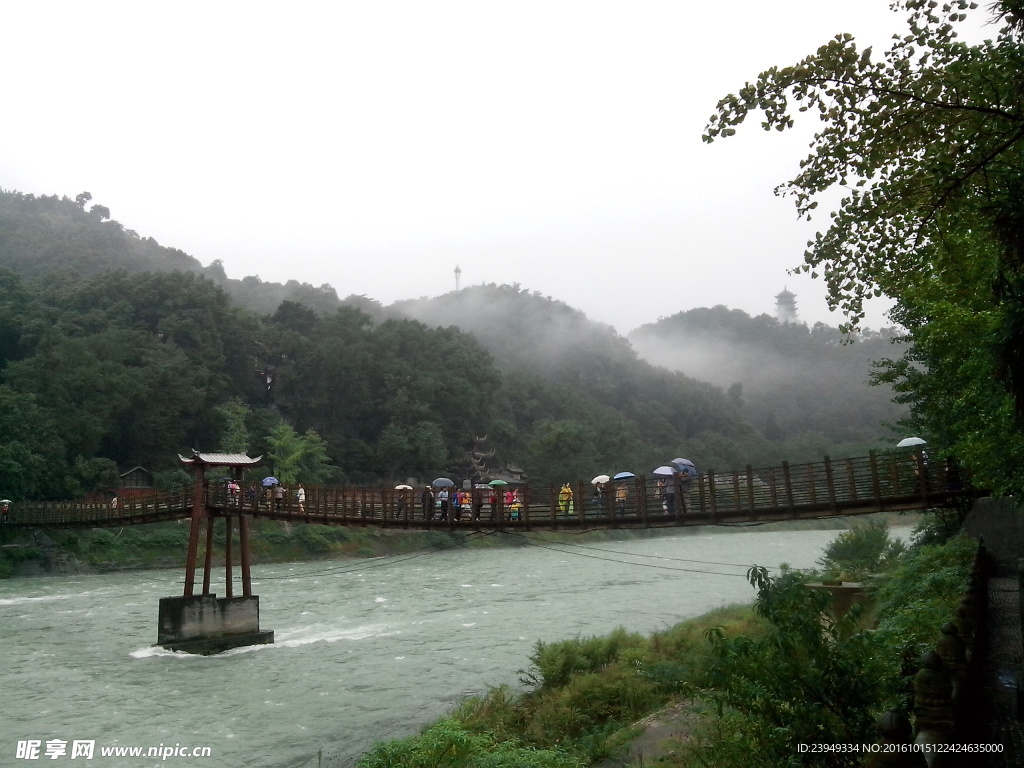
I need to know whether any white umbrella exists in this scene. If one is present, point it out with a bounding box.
[394,484,413,490]
[652,466,676,476]
[591,474,611,485]
[897,437,927,448]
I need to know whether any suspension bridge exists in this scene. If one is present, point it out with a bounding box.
[3,450,981,653]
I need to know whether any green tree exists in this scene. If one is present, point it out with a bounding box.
[526,420,602,486]
[695,568,895,767]
[264,423,336,484]
[215,397,251,453]
[0,386,68,498]
[704,0,1024,492]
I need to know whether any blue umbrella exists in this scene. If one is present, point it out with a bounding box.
[262,476,279,487]
[671,458,698,478]
[613,471,636,481]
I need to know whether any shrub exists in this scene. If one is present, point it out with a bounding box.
[690,567,898,767]
[86,529,118,549]
[136,526,188,549]
[355,718,584,768]
[519,627,646,690]
[873,534,975,677]
[818,520,907,579]
[293,525,332,553]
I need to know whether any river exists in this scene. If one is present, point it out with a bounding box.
[0,525,876,767]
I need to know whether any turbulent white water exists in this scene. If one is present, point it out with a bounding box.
[0,526,874,767]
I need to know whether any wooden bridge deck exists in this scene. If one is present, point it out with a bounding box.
[5,451,982,531]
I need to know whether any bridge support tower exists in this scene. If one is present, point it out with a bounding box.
[157,451,274,655]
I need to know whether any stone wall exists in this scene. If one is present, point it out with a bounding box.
[964,497,1023,577]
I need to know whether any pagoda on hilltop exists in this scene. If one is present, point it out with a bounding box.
[775,288,798,324]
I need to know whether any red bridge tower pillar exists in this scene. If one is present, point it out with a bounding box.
[156,451,274,654]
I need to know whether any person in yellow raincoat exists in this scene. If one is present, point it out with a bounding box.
[558,482,574,515]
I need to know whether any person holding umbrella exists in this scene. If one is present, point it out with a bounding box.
[437,486,449,520]
[671,459,697,515]
[591,475,610,512]
[612,472,635,516]
[262,476,279,510]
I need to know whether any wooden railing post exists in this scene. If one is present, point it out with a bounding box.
[708,470,719,523]
[824,455,838,514]
[869,450,883,512]
[523,485,532,531]
[782,461,796,518]
[638,477,648,527]
[745,465,757,521]
[845,458,858,503]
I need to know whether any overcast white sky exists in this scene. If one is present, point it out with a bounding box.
[1,1,963,334]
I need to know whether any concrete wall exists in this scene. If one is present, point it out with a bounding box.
[158,594,261,644]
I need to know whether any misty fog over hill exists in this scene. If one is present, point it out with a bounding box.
[394,284,637,380]
[394,287,904,450]
[629,307,906,444]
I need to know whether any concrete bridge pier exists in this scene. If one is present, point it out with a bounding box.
[156,452,274,655]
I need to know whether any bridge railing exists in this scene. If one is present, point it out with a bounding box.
[5,450,975,529]
[6,486,195,527]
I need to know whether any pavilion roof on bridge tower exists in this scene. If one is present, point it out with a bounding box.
[178,451,263,467]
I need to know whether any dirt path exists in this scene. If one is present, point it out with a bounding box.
[594,701,700,767]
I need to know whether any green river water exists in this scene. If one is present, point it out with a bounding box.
[0,526,872,767]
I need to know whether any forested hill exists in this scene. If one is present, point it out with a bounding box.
[0,192,756,499]
[0,189,901,501]
[0,190,203,278]
[0,190,347,316]
[629,307,906,447]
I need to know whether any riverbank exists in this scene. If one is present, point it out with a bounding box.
[0,512,919,580]
[348,525,976,768]
[0,511,920,580]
